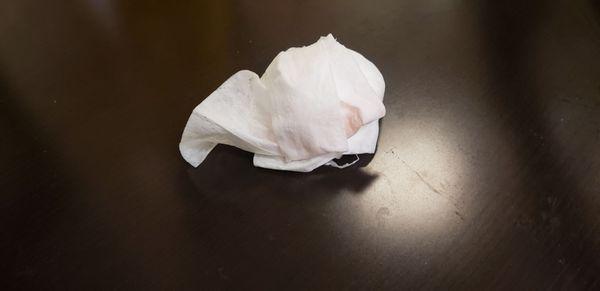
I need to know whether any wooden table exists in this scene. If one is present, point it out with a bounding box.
[3,0,600,289]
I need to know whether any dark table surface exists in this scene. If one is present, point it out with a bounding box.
[3,0,600,289]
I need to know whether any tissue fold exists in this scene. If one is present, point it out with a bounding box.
[179,34,385,172]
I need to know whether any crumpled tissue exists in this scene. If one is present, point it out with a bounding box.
[179,34,385,172]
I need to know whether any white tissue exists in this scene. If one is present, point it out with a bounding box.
[179,34,385,172]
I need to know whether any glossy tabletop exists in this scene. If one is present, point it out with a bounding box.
[3,0,600,289]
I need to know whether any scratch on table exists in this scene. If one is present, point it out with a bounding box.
[400,159,442,195]
[400,158,466,221]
